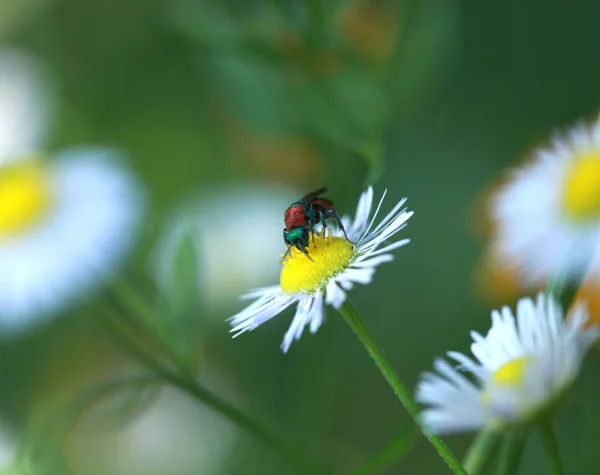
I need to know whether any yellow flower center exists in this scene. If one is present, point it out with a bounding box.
[491,357,530,388]
[562,151,600,220]
[0,161,53,238]
[280,233,354,294]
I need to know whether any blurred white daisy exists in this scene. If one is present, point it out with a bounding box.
[0,49,50,165]
[492,117,600,285]
[415,294,598,434]
[0,150,143,332]
[228,187,413,352]
[0,423,16,472]
[150,183,299,313]
[0,421,39,475]
[0,51,144,333]
[67,380,237,475]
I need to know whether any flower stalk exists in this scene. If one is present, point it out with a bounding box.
[497,430,527,475]
[538,420,565,475]
[99,297,333,475]
[337,298,467,475]
[462,429,501,475]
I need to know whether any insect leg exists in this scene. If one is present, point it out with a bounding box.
[334,213,353,243]
[282,245,293,262]
[298,243,314,262]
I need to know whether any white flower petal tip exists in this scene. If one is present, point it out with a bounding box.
[415,293,597,434]
[0,149,145,334]
[0,48,52,164]
[227,187,412,351]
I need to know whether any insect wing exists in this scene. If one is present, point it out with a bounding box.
[300,187,328,205]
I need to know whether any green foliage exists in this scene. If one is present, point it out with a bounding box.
[3,0,600,474]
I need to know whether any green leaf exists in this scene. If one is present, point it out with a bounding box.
[170,232,201,317]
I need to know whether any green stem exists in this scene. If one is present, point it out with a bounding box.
[337,299,466,475]
[546,263,587,312]
[462,429,501,475]
[99,302,332,475]
[108,279,195,377]
[497,430,526,475]
[538,420,565,475]
[352,426,416,475]
[545,259,568,301]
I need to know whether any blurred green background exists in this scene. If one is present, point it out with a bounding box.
[2,0,600,474]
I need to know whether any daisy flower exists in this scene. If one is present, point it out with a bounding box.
[228,187,413,352]
[491,117,600,285]
[0,51,144,333]
[415,294,598,434]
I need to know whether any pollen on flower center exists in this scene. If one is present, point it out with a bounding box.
[562,152,600,220]
[280,233,354,294]
[492,357,530,388]
[0,161,53,238]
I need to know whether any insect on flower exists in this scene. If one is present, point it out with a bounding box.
[283,187,351,260]
[229,186,413,352]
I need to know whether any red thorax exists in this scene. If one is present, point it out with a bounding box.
[284,204,306,229]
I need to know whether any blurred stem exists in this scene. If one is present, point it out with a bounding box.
[545,272,566,302]
[337,299,467,475]
[538,420,565,475]
[545,264,587,312]
[109,278,195,377]
[99,301,332,475]
[352,426,416,475]
[497,430,526,475]
[462,429,501,475]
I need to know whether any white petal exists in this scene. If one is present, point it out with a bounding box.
[363,210,413,247]
[281,296,314,353]
[0,49,51,163]
[337,268,374,286]
[309,290,325,334]
[419,409,485,434]
[447,351,485,379]
[350,186,373,239]
[229,291,295,335]
[358,189,387,242]
[368,198,409,238]
[325,280,347,309]
[241,285,283,301]
[358,239,410,259]
[351,254,394,268]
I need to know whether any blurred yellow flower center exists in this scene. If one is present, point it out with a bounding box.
[0,161,52,238]
[280,233,354,294]
[492,357,530,387]
[562,152,600,220]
